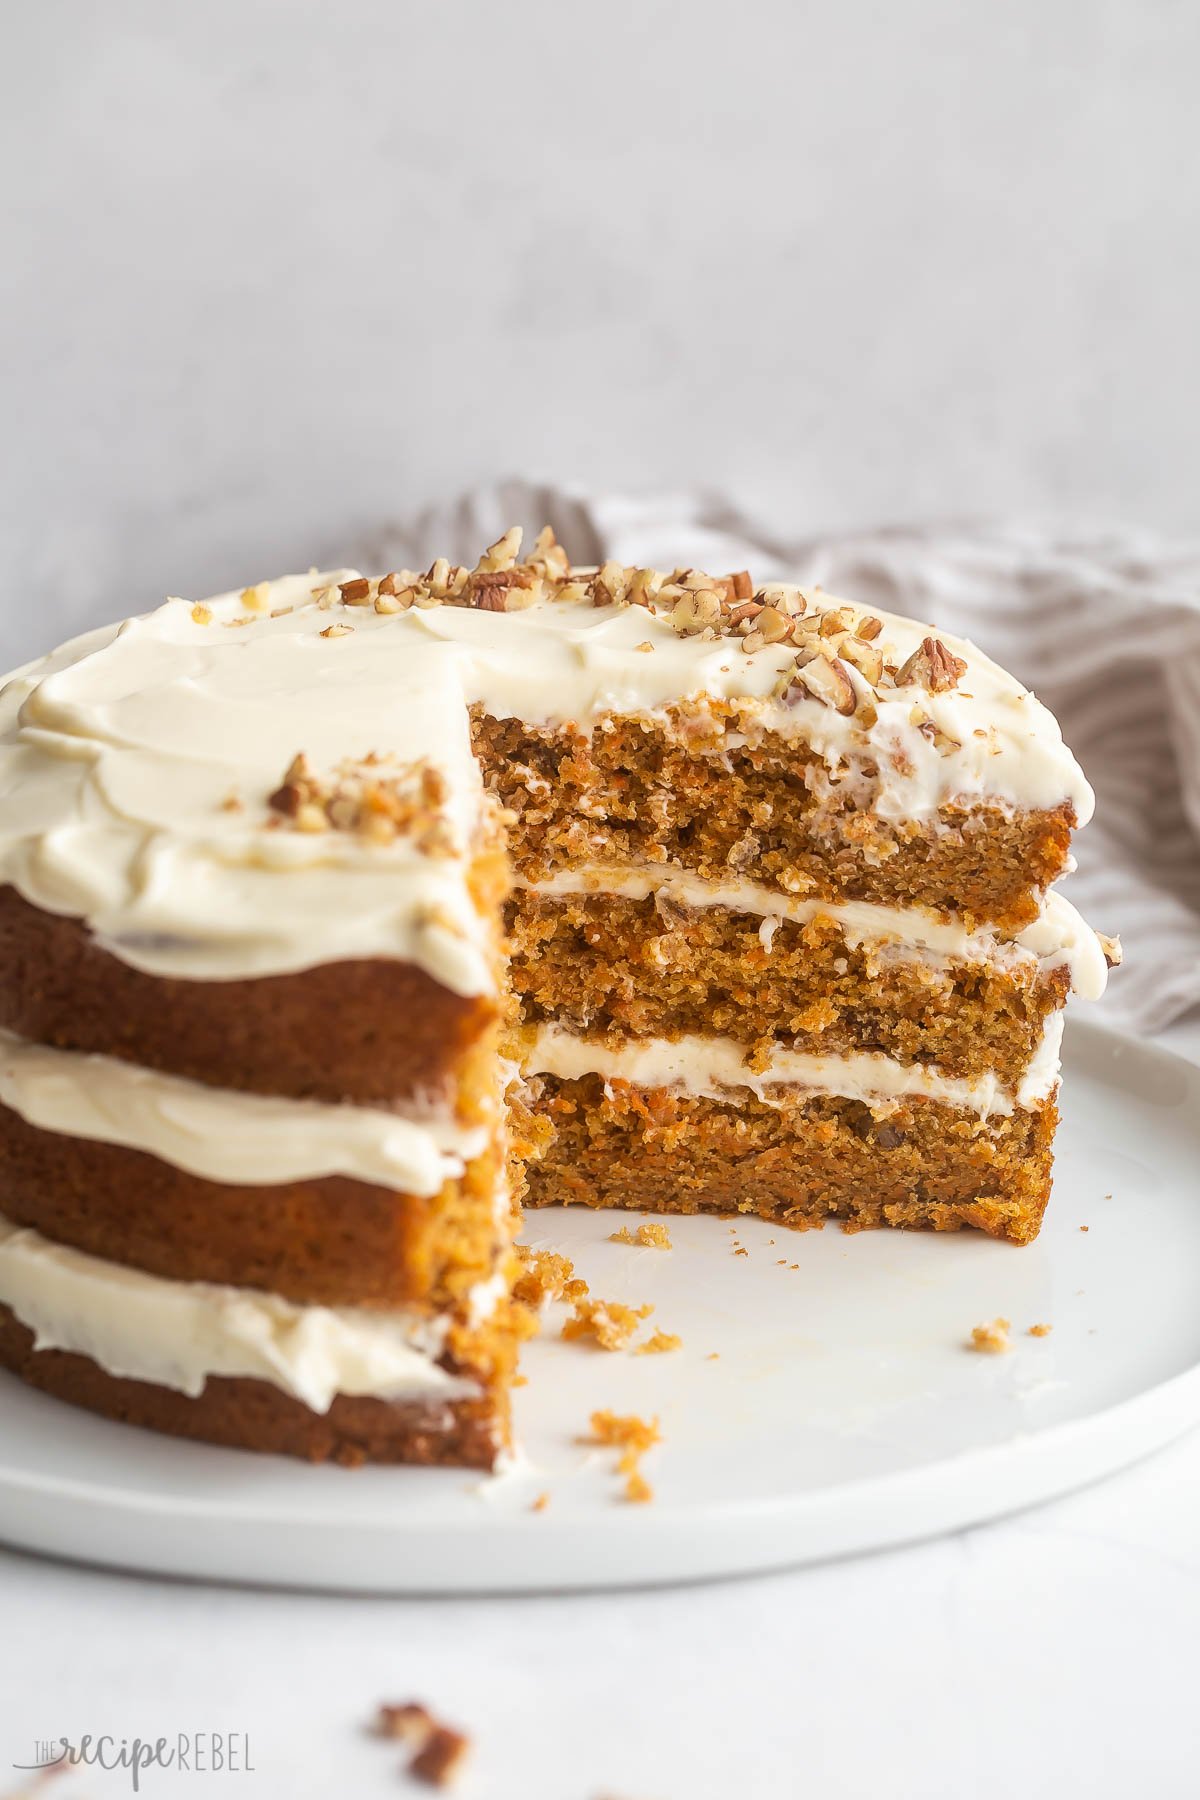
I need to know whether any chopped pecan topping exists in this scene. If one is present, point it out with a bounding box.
[788,652,857,714]
[267,753,453,853]
[838,635,883,685]
[895,635,968,692]
[670,589,723,635]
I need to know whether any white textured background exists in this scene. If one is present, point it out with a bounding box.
[3,0,1200,662]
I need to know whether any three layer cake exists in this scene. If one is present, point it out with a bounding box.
[0,529,1116,1466]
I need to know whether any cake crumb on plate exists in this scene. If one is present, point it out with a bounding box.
[969,1317,1012,1354]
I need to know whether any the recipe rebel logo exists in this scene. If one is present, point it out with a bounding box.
[12,1733,255,1789]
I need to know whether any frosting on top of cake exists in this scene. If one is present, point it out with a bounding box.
[416,592,1095,829]
[0,532,1098,986]
[0,577,496,987]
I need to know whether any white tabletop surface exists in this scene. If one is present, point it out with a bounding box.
[2,1015,1197,1800]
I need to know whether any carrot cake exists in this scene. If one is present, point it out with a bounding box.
[0,530,1116,1466]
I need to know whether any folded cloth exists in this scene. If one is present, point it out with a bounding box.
[356,484,1200,1036]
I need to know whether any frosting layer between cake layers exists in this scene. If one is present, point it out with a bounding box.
[517,866,1109,1000]
[522,1014,1066,1121]
[0,1028,487,1193]
[0,1215,502,1410]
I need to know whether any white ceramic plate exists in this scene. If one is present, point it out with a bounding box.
[0,1020,1196,1594]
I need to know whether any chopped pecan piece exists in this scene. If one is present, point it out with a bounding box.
[410,1726,471,1788]
[838,635,883,685]
[895,635,968,692]
[788,652,857,714]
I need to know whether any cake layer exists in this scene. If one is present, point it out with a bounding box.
[515,1075,1057,1244]
[519,866,1110,994]
[0,886,497,1109]
[0,1307,506,1468]
[476,712,1076,930]
[0,1104,510,1308]
[509,890,1071,1082]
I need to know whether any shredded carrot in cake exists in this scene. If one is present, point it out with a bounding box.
[609,1221,673,1249]
[969,1317,1012,1354]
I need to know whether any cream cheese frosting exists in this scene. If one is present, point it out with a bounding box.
[0,1214,486,1411]
[522,1018,1063,1119]
[0,578,494,988]
[0,1029,486,1193]
[0,566,1095,988]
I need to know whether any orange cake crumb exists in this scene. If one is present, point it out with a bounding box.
[513,1246,579,1307]
[563,1297,653,1350]
[1028,1322,1053,1337]
[584,1410,661,1456]
[634,1330,682,1355]
[583,1409,661,1503]
[530,1490,550,1512]
[609,1221,673,1249]
[969,1317,1012,1354]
